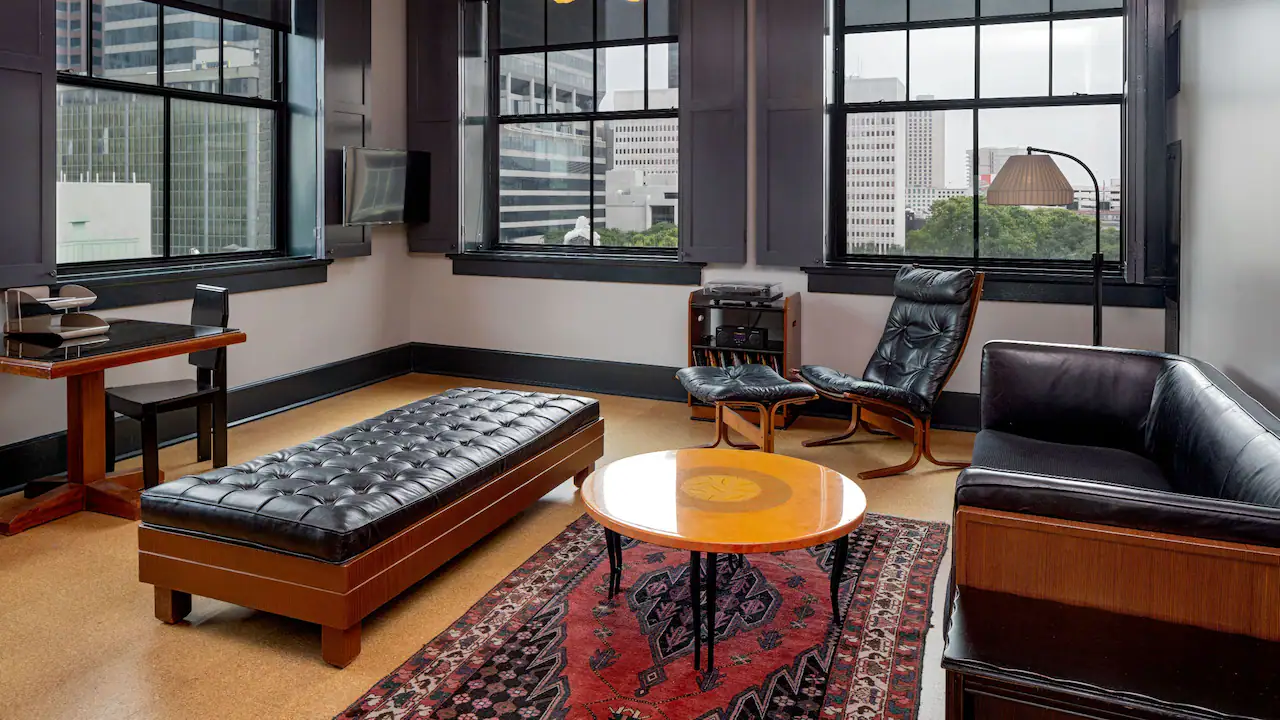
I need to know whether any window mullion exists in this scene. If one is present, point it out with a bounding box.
[163,94,172,260]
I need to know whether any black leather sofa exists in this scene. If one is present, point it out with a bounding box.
[951,340,1280,647]
[138,388,604,667]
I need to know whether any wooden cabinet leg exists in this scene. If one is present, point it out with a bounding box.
[322,623,361,668]
[155,587,192,624]
[574,463,595,488]
[946,671,968,720]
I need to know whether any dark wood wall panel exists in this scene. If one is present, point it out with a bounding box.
[755,0,825,267]
[679,0,747,264]
[322,0,372,259]
[406,0,460,253]
[0,0,54,289]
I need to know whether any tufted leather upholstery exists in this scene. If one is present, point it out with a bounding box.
[677,365,817,405]
[141,388,599,563]
[960,341,1280,547]
[803,266,977,416]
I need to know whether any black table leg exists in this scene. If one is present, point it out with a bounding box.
[604,528,621,600]
[691,550,702,671]
[830,534,849,619]
[707,552,718,671]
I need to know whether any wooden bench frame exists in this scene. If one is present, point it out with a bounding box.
[138,418,604,668]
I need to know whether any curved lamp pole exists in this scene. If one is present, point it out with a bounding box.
[986,147,1104,346]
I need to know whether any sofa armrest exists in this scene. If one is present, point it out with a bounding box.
[956,466,1280,549]
[981,341,1167,453]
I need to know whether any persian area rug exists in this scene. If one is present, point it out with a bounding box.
[338,513,949,720]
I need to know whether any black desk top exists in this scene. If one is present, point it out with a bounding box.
[1,319,234,363]
[943,588,1280,719]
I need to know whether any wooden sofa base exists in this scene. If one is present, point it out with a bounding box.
[954,506,1280,641]
[138,418,605,668]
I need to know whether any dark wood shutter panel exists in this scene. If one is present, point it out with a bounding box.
[755,0,825,267]
[322,0,372,259]
[406,0,461,254]
[0,0,54,289]
[678,0,747,264]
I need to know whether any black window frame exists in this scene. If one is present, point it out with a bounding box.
[485,0,681,258]
[828,0,1126,275]
[54,0,289,274]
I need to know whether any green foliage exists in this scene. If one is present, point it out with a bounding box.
[898,196,1119,261]
[541,222,679,248]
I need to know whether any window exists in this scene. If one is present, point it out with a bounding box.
[486,0,681,251]
[831,0,1124,265]
[54,0,282,266]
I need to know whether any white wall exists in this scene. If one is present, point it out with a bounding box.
[0,0,412,449]
[1176,0,1280,406]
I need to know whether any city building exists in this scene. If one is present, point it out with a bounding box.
[603,88,678,233]
[969,146,1024,191]
[906,96,944,189]
[845,77,907,251]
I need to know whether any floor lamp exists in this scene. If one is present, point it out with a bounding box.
[986,147,1104,346]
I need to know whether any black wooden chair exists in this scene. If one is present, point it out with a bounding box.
[106,285,230,489]
[792,266,983,480]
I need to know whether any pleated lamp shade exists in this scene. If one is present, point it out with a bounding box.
[985,154,1075,206]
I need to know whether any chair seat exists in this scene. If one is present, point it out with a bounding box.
[798,365,931,417]
[107,379,219,416]
[677,365,816,406]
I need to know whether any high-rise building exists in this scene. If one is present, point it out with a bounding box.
[845,77,906,251]
[906,96,944,189]
[604,89,678,232]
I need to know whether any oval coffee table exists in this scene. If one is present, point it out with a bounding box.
[580,448,867,672]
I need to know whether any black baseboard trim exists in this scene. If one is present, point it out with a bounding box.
[0,344,414,497]
[0,341,979,498]
[411,343,688,403]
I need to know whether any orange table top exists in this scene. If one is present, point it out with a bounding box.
[580,449,867,554]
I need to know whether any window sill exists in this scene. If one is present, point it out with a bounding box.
[56,256,332,311]
[448,251,704,286]
[805,263,1169,308]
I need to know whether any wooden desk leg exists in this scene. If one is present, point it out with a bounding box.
[0,371,153,535]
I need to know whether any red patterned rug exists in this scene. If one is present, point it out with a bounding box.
[338,513,949,720]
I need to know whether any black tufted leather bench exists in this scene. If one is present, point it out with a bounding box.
[138,388,604,667]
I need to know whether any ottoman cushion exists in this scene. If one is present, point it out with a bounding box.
[678,365,816,405]
[141,388,599,563]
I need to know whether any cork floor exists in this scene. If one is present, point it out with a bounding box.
[0,374,971,720]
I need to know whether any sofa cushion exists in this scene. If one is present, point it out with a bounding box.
[141,388,599,563]
[973,430,1171,493]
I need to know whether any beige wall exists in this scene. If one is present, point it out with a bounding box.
[1175,0,1280,407]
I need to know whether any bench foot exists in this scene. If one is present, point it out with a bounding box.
[154,587,192,624]
[574,463,595,489]
[322,623,361,668]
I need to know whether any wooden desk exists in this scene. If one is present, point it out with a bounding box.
[0,320,246,535]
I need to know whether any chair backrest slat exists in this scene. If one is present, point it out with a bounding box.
[189,284,230,372]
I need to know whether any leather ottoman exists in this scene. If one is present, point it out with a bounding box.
[677,365,816,452]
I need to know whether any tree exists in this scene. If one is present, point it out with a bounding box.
[903,196,1120,260]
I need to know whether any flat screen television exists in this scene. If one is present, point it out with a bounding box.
[342,147,430,226]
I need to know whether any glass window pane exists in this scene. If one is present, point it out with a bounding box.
[548,0,593,45]
[55,86,164,263]
[648,0,679,37]
[598,0,643,42]
[977,105,1121,260]
[499,53,546,115]
[56,0,95,75]
[500,0,544,49]
[649,43,678,109]
[163,6,220,92]
[1053,17,1123,96]
[843,112,907,255]
[910,26,975,100]
[1055,0,1122,10]
[846,0,906,27]
[981,0,1050,16]
[981,22,1049,98]
[600,118,678,247]
[911,0,974,22]
[549,49,595,112]
[169,99,275,255]
[844,31,906,102]
[904,109,975,257]
[498,121,596,245]
[98,0,158,84]
[462,0,489,251]
[223,20,275,99]
[597,45,643,111]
